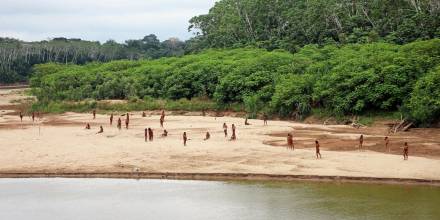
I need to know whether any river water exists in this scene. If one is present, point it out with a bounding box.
[0,178,439,220]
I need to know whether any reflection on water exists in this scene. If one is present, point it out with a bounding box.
[0,178,439,220]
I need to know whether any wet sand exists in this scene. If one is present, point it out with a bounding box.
[1,88,440,184]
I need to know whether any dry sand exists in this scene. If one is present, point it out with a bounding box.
[1,88,440,182]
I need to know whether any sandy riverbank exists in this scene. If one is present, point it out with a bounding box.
[1,89,440,185]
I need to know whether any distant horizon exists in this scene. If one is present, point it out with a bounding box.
[0,0,218,43]
[1,34,188,44]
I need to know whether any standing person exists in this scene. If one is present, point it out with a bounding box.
[183,132,187,146]
[263,113,268,125]
[117,118,122,130]
[125,113,129,129]
[97,125,103,134]
[223,123,228,137]
[230,124,236,140]
[32,112,35,122]
[19,111,23,122]
[110,113,114,125]
[144,128,148,142]
[287,133,294,150]
[160,115,164,128]
[245,117,250,125]
[315,140,322,159]
[359,134,364,151]
[403,142,409,160]
[204,131,211,140]
[92,110,96,119]
[384,136,390,152]
[148,128,154,141]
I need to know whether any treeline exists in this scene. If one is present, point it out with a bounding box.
[30,39,440,126]
[3,0,440,84]
[0,35,186,83]
[189,0,440,50]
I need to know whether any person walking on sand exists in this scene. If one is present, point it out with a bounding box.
[92,110,96,119]
[287,133,294,150]
[97,125,103,134]
[204,131,211,140]
[223,123,228,137]
[263,113,268,125]
[110,113,114,125]
[315,140,322,159]
[144,128,148,142]
[125,113,129,129]
[183,132,187,146]
[403,142,409,160]
[117,117,122,130]
[32,112,35,122]
[19,111,23,122]
[384,136,390,152]
[148,128,154,141]
[359,134,364,151]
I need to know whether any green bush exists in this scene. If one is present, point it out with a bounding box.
[408,67,440,126]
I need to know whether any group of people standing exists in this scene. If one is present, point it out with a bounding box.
[285,133,409,160]
[89,110,239,146]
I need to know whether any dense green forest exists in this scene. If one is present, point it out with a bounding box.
[31,39,440,126]
[0,35,186,83]
[2,0,440,84]
[2,0,440,125]
[189,0,440,50]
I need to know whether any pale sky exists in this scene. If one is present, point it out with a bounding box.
[0,0,218,42]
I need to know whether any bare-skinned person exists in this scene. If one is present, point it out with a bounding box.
[97,125,103,134]
[315,140,322,159]
[19,111,23,122]
[204,131,211,140]
[384,136,390,152]
[160,110,165,127]
[230,124,236,140]
[403,142,409,160]
[117,118,122,130]
[183,132,187,146]
[144,128,148,142]
[359,134,364,151]
[223,123,228,137]
[161,129,168,137]
[287,133,294,150]
[125,113,129,129]
[92,110,96,119]
[110,113,114,125]
[148,128,154,141]
[32,112,35,122]
[263,113,268,125]
[160,115,164,127]
[85,123,91,130]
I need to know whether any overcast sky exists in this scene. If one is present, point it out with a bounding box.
[0,0,217,42]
